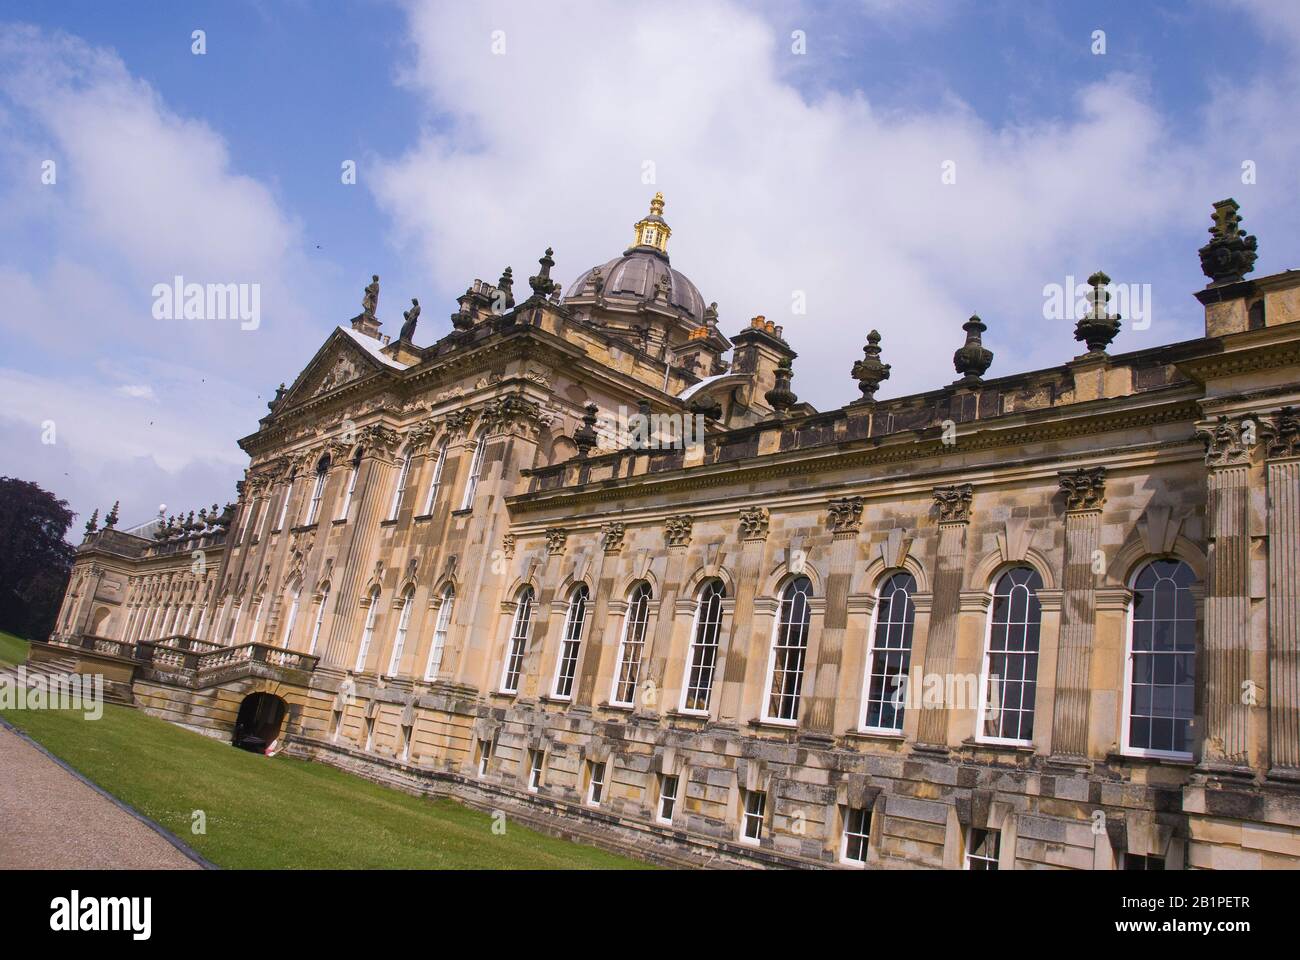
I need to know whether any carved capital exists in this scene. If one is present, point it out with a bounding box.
[738,506,770,541]
[480,393,550,438]
[826,496,864,536]
[1261,407,1300,460]
[932,483,973,524]
[1058,466,1107,512]
[357,423,401,456]
[600,522,626,553]
[1195,415,1254,467]
[664,514,693,548]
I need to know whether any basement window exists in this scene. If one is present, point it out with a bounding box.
[842,807,871,865]
[586,761,606,806]
[658,774,679,823]
[965,827,1000,870]
[741,789,766,844]
[527,749,545,793]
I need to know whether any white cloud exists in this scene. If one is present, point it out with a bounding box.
[372,0,1299,409]
[115,384,157,401]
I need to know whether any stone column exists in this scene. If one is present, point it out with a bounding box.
[1196,416,1254,772]
[916,485,972,749]
[636,515,692,719]
[802,497,862,739]
[1265,410,1300,776]
[1051,467,1106,760]
[573,523,621,710]
[322,425,399,667]
[716,507,769,727]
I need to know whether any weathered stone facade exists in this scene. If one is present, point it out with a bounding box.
[42,196,1300,869]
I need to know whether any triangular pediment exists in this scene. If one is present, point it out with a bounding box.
[270,328,395,416]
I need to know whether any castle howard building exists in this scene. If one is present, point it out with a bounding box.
[42,196,1300,869]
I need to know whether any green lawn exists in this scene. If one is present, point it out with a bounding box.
[0,703,649,870]
[0,630,30,667]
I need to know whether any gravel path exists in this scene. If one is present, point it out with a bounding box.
[0,723,201,869]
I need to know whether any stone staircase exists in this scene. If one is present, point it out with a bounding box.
[2,654,135,707]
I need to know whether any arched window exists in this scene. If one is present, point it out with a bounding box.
[764,576,812,721]
[681,579,726,713]
[500,586,535,693]
[249,598,264,644]
[387,587,415,674]
[422,439,448,514]
[354,587,381,672]
[280,585,301,649]
[1125,559,1197,758]
[861,571,917,732]
[338,448,362,521]
[460,434,487,511]
[275,471,296,531]
[307,583,329,655]
[389,447,413,520]
[979,566,1043,744]
[239,494,260,544]
[305,454,330,525]
[424,586,455,680]
[611,582,653,706]
[552,584,590,699]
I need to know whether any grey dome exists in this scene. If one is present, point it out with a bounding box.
[566,248,706,323]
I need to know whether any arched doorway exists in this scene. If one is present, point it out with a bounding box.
[232,693,287,754]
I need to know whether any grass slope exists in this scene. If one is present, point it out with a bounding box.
[0,630,30,667]
[0,703,647,870]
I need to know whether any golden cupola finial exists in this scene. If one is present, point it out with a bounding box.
[632,192,671,254]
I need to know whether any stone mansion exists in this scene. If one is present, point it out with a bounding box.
[40,195,1300,869]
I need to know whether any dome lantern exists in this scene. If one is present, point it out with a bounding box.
[631,192,671,254]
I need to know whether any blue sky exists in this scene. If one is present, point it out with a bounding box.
[2,0,1298,534]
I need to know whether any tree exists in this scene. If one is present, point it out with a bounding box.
[0,477,76,641]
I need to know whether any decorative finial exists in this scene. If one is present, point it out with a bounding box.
[1073,271,1122,356]
[953,315,993,386]
[268,382,286,411]
[704,302,719,329]
[851,330,891,403]
[573,403,599,457]
[631,194,671,253]
[765,357,798,416]
[1198,198,1258,285]
[104,501,120,529]
[529,247,557,297]
[84,509,99,536]
[498,266,515,309]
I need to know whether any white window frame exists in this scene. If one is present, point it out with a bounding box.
[841,807,870,865]
[459,434,487,511]
[387,588,415,675]
[740,789,766,844]
[421,439,448,514]
[1121,558,1197,761]
[610,582,653,706]
[551,584,590,699]
[304,457,329,525]
[680,579,725,714]
[586,760,606,806]
[239,497,259,544]
[975,566,1043,747]
[858,572,916,735]
[307,586,329,656]
[355,588,381,672]
[388,448,413,520]
[964,826,1000,870]
[527,748,544,793]
[226,600,242,644]
[657,774,679,824]
[274,476,295,532]
[476,737,493,777]
[280,587,300,649]
[338,452,361,521]
[423,587,455,680]
[249,599,264,644]
[499,587,535,693]
[761,577,812,724]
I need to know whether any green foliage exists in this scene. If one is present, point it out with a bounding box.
[0,477,75,641]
